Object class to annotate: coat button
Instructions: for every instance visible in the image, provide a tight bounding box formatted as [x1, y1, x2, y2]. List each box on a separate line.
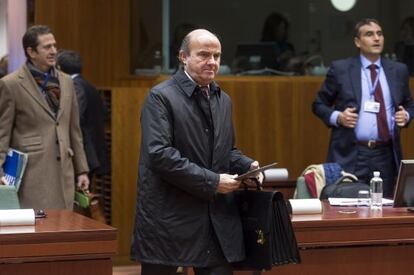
[205, 128, 209, 132]
[207, 250, 210, 254]
[57, 156, 61, 161]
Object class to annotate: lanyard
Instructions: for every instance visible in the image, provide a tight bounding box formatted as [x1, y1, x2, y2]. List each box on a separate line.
[363, 66, 381, 98]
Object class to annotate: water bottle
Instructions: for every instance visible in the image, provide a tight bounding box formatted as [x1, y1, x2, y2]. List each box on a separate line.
[370, 171, 383, 210]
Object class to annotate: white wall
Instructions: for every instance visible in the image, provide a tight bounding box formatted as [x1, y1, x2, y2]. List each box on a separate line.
[0, 0, 7, 58]
[7, 0, 26, 72]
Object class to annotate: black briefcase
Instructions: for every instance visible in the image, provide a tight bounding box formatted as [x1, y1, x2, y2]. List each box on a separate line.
[319, 175, 370, 200]
[233, 182, 301, 271]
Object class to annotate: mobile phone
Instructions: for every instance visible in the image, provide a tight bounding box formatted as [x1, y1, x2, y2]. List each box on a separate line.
[35, 209, 47, 218]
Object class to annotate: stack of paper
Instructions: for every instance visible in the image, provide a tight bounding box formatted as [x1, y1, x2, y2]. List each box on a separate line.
[288, 199, 323, 214]
[263, 168, 289, 182]
[328, 197, 394, 206]
[0, 209, 35, 226]
[3, 148, 28, 191]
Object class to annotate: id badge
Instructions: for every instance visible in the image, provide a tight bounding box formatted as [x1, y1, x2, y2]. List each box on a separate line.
[364, 101, 380, 113]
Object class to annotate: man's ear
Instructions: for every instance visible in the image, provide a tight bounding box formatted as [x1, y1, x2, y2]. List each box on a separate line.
[26, 47, 36, 59]
[179, 50, 187, 65]
[354, 37, 360, 49]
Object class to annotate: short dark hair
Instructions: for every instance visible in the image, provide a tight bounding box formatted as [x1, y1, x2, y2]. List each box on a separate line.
[22, 25, 52, 58]
[354, 18, 381, 38]
[56, 50, 82, 75]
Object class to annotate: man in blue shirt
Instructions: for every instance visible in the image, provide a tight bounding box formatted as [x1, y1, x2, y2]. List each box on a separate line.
[313, 18, 414, 197]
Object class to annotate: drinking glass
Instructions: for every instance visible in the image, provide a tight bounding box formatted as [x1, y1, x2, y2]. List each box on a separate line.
[357, 190, 370, 207]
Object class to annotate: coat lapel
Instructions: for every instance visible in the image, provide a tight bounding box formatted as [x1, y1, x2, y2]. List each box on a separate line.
[19, 65, 56, 119]
[56, 71, 67, 121]
[349, 57, 362, 107]
[381, 58, 398, 107]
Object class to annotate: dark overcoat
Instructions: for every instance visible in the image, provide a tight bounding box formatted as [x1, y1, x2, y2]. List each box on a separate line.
[131, 69, 253, 266]
[73, 75, 109, 175]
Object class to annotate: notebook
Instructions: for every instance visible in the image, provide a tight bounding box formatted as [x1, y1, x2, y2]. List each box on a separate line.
[3, 148, 28, 191]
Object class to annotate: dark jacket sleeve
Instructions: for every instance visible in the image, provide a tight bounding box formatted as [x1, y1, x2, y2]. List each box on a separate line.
[229, 148, 253, 175]
[73, 78, 101, 172]
[312, 64, 341, 128]
[140, 90, 219, 200]
[229, 120, 253, 175]
[397, 63, 414, 127]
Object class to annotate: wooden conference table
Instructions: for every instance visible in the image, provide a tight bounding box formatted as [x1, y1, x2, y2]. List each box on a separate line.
[233, 202, 414, 275]
[0, 210, 117, 275]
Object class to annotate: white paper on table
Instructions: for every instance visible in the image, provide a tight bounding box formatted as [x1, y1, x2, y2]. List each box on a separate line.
[328, 198, 394, 206]
[288, 199, 322, 214]
[263, 168, 288, 182]
[0, 209, 35, 226]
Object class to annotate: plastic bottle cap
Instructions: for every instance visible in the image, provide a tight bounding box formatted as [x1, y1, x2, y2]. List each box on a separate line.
[373, 171, 380, 177]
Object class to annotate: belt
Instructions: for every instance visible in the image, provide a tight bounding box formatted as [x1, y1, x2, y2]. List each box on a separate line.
[357, 140, 392, 149]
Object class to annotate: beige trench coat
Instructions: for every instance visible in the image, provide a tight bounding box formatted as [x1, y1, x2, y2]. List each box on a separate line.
[0, 64, 88, 209]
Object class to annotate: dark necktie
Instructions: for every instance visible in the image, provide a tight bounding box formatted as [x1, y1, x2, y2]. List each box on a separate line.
[200, 86, 210, 99]
[368, 64, 390, 141]
[196, 85, 213, 129]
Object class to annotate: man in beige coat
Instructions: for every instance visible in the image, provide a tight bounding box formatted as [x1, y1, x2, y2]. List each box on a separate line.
[0, 25, 89, 209]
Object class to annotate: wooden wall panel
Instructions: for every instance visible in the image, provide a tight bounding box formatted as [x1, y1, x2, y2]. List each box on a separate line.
[111, 87, 147, 264]
[400, 77, 414, 157]
[220, 76, 328, 176]
[34, 0, 130, 87]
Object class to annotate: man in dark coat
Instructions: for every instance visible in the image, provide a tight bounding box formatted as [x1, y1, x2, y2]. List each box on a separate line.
[131, 29, 261, 275]
[56, 50, 109, 178]
[312, 18, 414, 197]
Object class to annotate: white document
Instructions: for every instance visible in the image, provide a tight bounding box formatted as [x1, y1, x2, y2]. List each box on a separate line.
[263, 168, 289, 182]
[328, 198, 394, 206]
[0, 209, 35, 226]
[289, 199, 322, 214]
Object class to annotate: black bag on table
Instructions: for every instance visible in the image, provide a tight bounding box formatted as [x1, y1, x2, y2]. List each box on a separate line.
[233, 181, 301, 271]
[319, 175, 370, 200]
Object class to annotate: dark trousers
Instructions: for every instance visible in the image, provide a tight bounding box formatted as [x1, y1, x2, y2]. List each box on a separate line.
[140, 263, 233, 275]
[354, 144, 397, 198]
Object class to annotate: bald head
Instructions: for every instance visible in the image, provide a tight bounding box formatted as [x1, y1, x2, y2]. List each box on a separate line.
[178, 29, 222, 86]
[180, 29, 221, 55]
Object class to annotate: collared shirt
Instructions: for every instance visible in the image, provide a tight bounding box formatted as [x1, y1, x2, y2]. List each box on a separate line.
[354, 55, 393, 141]
[184, 69, 210, 91]
[329, 55, 394, 141]
[70, 73, 80, 79]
